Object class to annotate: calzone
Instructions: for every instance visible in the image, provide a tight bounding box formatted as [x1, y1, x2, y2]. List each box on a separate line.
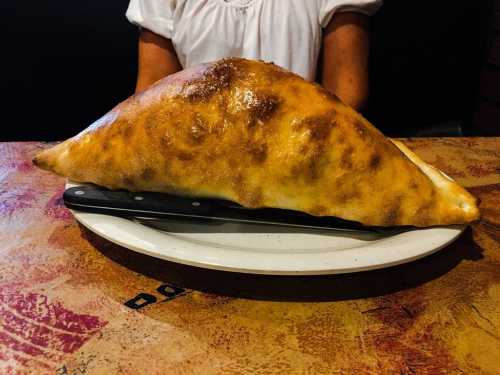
[33, 58, 479, 227]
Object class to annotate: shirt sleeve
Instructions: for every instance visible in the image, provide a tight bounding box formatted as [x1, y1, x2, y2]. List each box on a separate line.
[126, 0, 174, 39]
[319, 0, 382, 28]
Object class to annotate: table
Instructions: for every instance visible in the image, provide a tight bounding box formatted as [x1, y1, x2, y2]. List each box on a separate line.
[0, 138, 499, 374]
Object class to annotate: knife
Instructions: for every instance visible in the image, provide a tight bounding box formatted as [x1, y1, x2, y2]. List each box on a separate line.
[63, 185, 404, 234]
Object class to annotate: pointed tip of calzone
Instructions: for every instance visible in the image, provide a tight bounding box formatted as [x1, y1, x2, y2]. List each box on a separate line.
[390, 140, 480, 225]
[33, 147, 56, 172]
[33, 141, 76, 180]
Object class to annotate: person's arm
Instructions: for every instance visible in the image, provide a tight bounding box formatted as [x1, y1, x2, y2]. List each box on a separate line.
[321, 12, 370, 112]
[135, 28, 182, 93]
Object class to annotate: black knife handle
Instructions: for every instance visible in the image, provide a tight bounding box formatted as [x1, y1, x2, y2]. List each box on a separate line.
[63, 185, 212, 217]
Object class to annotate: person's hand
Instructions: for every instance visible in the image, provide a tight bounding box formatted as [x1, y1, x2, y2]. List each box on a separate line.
[321, 12, 370, 112]
[135, 28, 182, 93]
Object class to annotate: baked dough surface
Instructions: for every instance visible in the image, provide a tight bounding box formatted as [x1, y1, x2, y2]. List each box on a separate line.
[34, 58, 479, 226]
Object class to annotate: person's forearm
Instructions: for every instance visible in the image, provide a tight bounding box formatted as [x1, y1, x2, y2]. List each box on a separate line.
[135, 29, 182, 93]
[323, 76, 368, 112]
[321, 12, 370, 112]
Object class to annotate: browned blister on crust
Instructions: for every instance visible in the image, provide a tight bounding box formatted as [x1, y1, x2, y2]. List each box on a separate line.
[33, 58, 480, 226]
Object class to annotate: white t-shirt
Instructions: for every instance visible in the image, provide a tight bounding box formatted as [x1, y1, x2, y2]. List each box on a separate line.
[126, 0, 382, 80]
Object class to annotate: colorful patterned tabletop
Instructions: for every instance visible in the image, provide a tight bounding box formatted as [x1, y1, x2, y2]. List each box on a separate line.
[0, 138, 499, 374]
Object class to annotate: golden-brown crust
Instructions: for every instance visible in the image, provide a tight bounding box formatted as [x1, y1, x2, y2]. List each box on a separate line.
[33, 58, 480, 226]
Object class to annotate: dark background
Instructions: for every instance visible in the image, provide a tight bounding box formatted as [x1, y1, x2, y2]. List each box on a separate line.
[0, 1, 497, 141]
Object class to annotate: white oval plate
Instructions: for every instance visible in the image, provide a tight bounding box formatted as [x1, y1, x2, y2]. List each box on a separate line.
[67, 183, 465, 275]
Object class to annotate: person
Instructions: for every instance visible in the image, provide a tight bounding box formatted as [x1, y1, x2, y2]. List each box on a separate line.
[126, 0, 382, 111]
